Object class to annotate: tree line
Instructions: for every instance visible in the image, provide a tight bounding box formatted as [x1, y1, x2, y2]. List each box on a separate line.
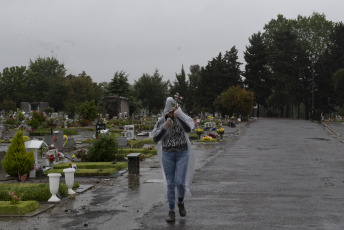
[1, 12, 344, 119]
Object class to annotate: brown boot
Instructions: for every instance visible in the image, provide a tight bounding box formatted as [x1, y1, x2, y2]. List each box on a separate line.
[178, 203, 186, 217]
[165, 211, 175, 222]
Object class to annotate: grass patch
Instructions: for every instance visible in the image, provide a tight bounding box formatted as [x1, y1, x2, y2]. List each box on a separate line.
[44, 162, 128, 177]
[61, 128, 79, 135]
[109, 129, 124, 133]
[81, 138, 93, 143]
[44, 168, 121, 177]
[0, 201, 40, 215]
[189, 133, 199, 140]
[199, 138, 219, 143]
[127, 138, 155, 148]
[0, 183, 70, 201]
[119, 148, 157, 155]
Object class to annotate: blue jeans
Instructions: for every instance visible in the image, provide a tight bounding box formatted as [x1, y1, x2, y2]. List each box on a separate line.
[162, 150, 189, 210]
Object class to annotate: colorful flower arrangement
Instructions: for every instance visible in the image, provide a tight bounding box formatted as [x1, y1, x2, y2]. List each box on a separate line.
[203, 136, 212, 140]
[57, 152, 64, 160]
[172, 92, 183, 107]
[47, 154, 55, 163]
[216, 128, 225, 134]
[195, 128, 203, 140]
[9, 191, 21, 205]
[195, 128, 203, 135]
[216, 128, 225, 139]
[208, 133, 218, 139]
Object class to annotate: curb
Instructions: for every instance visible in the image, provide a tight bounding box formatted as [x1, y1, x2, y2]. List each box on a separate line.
[321, 122, 344, 143]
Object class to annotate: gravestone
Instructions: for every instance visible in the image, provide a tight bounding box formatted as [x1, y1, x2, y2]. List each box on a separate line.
[43, 131, 64, 151]
[124, 125, 135, 140]
[116, 137, 127, 147]
[64, 138, 75, 152]
[204, 122, 216, 128]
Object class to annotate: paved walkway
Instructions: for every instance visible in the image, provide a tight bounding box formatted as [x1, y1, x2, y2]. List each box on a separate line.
[140, 119, 344, 229]
[1, 119, 344, 229]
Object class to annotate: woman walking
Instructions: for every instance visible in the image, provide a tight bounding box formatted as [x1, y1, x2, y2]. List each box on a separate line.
[152, 97, 195, 222]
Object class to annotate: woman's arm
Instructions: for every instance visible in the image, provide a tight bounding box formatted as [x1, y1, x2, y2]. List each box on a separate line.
[152, 118, 167, 142]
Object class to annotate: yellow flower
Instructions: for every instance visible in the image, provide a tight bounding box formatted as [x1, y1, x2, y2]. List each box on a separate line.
[195, 128, 203, 133]
[203, 136, 212, 140]
[216, 128, 225, 133]
[63, 135, 68, 141]
[208, 116, 213, 120]
[72, 154, 76, 159]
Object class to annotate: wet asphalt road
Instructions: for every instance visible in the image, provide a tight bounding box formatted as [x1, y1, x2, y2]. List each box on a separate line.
[1, 119, 344, 230]
[140, 119, 344, 230]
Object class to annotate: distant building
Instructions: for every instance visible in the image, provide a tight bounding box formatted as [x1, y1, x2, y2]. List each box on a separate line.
[20, 102, 49, 113]
[103, 96, 129, 119]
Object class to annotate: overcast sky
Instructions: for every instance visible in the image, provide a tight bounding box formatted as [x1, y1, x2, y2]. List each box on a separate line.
[1, 0, 343, 84]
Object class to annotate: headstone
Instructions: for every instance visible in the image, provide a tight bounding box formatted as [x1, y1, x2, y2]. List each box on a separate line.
[64, 138, 75, 152]
[204, 122, 216, 128]
[116, 137, 127, 147]
[124, 125, 135, 140]
[43, 131, 64, 151]
[127, 153, 141, 188]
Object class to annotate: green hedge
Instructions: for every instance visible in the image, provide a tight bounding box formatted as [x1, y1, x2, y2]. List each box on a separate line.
[53, 162, 127, 170]
[189, 133, 199, 140]
[45, 162, 128, 176]
[119, 148, 157, 155]
[61, 128, 79, 135]
[127, 139, 155, 148]
[44, 168, 121, 177]
[0, 200, 40, 215]
[0, 183, 69, 201]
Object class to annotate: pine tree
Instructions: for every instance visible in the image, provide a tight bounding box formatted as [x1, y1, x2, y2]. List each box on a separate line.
[1, 131, 34, 177]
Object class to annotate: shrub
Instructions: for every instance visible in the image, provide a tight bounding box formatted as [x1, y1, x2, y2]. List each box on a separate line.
[88, 134, 119, 162]
[28, 118, 40, 130]
[0, 201, 40, 215]
[189, 133, 199, 140]
[74, 148, 89, 161]
[62, 128, 79, 135]
[1, 131, 34, 177]
[5, 118, 18, 125]
[127, 138, 154, 148]
[0, 183, 69, 201]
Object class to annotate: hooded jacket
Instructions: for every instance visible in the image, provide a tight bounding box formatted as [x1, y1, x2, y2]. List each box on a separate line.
[152, 97, 195, 196]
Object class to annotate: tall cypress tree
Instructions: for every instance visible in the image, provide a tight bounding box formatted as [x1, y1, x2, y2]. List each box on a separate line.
[244, 32, 271, 118]
[1, 131, 34, 178]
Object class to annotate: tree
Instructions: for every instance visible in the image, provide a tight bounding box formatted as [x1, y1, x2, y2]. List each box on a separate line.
[1, 131, 34, 178]
[64, 72, 102, 116]
[106, 70, 130, 97]
[244, 32, 271, 118]
[26, 57, 66, 103]
[169, 65, 189, 111]
[317, 22, 344, 113]
[223, 46, 243, 88]
[194, 48, 242, 113]
[214, 86, 254, 120]
[187, 65, 201, 113]
[134, 69, 169, 114]
[77, 100, 100, 121]
[332, 69, 344, 107]
[1, 99, 16, 113]
[0, 66, 29, 105]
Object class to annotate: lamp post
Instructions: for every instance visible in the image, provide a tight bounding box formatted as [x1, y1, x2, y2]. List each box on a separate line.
[311, 55, 315, 119]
